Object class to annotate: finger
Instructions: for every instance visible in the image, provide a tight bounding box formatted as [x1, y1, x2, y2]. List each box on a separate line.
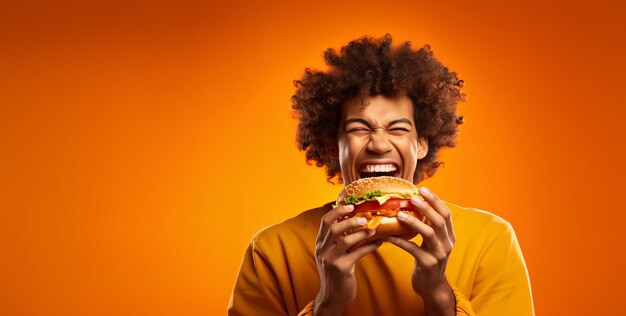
[329, 216, 369, 241]
[419, 187, 455, 243]
[387, 236, 444, 270]
[320, 216, 369, 254]
[317, 204, 354, 244]
[334, 228, 376, 253]
[396, 209, 444, 255]
[343, 240, 383, 264]
[410, 196, 451, 253]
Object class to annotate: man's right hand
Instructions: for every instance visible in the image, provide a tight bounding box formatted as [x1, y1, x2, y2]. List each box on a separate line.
[314, 204, 383, 316]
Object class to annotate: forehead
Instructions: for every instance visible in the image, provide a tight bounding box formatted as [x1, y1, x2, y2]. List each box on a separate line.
[341, 95, 414, 122]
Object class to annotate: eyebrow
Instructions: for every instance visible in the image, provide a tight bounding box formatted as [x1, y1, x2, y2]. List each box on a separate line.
[344, 118, 413, 128]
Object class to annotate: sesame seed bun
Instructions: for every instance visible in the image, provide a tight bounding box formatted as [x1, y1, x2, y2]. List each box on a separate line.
[336, 176, 418, 204]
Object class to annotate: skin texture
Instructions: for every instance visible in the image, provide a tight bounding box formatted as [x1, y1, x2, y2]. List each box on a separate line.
[314, 95, 456, 316]
[338, 95, 428, 185]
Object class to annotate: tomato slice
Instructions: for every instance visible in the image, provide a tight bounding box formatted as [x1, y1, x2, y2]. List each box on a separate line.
[353, 199, 417, 213]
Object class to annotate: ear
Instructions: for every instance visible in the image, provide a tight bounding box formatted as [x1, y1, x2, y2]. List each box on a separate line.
[417, 136, 429, 160]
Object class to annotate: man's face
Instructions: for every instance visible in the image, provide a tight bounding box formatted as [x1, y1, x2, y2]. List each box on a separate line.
[337, 95, 428, 185]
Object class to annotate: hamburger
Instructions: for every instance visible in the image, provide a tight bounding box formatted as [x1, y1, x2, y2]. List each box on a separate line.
[336, 176, 426, 241]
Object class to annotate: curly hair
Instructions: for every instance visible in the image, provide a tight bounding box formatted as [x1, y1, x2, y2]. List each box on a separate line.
[291, 33, 465, 185]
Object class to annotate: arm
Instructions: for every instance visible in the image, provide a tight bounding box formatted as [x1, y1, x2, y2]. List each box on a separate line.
[470, 223, 535, 316]
[229, 203, 381, 316]
[387, 188, 475, 316]
[313, 204, 384, 315]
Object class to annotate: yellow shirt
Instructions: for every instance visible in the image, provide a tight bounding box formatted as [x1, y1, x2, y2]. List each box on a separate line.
[228, 201, 534, 315]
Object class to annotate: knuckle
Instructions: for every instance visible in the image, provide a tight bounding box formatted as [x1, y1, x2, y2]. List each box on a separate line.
[440, 209, 451, 220]
[423, 228, 435, 239]
[446, 240, 454, 251]
[333, 259, 351, 273]
[404, 215, 418, 225]
[424, 256, 438, 268]
[433, 217, 445, 227]
[321, 215, 332, 227]
[321, 254, 336, 267]
[346, 232, 360, 243]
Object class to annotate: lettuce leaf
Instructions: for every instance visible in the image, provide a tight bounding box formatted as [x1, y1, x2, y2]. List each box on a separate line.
[343, 190, 416, 205]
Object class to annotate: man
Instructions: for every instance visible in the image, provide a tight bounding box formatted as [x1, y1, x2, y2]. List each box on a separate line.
[228, 34, 534, 316]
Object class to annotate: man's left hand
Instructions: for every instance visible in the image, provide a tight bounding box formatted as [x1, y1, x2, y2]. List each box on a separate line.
[386, 186, 456, 316]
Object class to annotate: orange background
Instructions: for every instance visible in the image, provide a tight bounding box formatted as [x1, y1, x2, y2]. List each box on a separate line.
[1, 1, 625, 315]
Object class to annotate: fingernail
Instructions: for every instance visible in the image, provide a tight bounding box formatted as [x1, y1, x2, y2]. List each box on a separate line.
[344, 204, 354, 211]
[357, 217, 367, 225]
[411, 196, 422, 205]
[419, 187, 431, 196]
[368, 229, 376, 235]
[387, 236, 397, 242]
[397, 211, 408, 219]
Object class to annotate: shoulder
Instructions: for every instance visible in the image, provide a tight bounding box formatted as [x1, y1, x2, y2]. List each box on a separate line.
[442, 201, 522, 270]
[443, 200, 514, 238]
[250, 202, 332, 252]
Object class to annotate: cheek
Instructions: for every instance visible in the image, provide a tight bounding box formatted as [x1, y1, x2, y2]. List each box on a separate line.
[394, 137, 419, 168]
[338, 135, 366, 168]
[337, 138, 350, 171]
[337, 136, 352, 172]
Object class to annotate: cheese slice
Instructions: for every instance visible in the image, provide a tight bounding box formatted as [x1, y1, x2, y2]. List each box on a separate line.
[354, 193, 411, 205]
[373, 195, 392, 205]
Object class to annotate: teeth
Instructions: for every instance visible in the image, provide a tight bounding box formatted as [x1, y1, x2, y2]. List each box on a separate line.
[360, 164, 397, 173]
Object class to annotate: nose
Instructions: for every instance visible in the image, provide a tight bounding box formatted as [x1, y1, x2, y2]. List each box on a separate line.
[366, 130, 393, 154]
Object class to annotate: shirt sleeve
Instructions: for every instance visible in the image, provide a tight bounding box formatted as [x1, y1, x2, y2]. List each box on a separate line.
[469, 222, 535, 316]
[450, 283, 476, 315]
[228, 239, 313, 316]
[296, 300, 315, 316]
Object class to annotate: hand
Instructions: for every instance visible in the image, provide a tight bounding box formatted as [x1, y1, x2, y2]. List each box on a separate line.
[386, 187, 456, 316]
[314, 204, 383, 315]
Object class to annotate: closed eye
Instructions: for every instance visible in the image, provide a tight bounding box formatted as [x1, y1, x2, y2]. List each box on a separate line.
[388, 127, 411, 135]
[348, 128, 371, 134]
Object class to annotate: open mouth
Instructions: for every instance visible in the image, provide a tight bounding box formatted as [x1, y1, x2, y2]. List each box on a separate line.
[360, 171, 398, 178]
[358, 163, 400, 179]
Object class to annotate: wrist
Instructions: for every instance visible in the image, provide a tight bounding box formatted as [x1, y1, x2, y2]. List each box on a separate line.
[314, 294, 346, 316]
[421, 283, 456, 316]
[314, 300, 345, 316]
